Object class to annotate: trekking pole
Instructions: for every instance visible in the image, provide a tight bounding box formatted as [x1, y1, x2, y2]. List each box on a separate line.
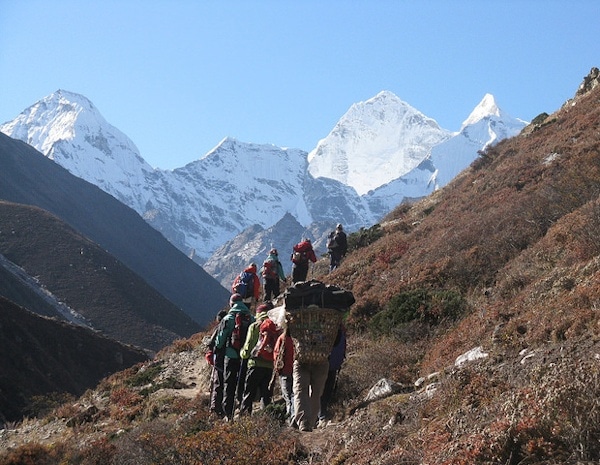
[233, 357, 247, 422]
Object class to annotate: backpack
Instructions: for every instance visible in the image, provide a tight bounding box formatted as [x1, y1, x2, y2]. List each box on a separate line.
[229, 312, 253, 351]
[327, 232, 339, 249]
[250, 318, 281, 361]
[233, 271, 254, 298]
[262, 258, 278, 279]
[292, 241, 312, 264]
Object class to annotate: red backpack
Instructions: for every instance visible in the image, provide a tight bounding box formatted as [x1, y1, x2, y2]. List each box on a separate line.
[229, 312, 252, 351]
[250, 318, 281, 361]
[292, 240, 312, 264]
[262, 258, 278, 279]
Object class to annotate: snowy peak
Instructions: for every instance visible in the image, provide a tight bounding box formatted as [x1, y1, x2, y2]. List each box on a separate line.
[1, 90, 155, 212]
[1, 90, 102, 155]
[1, 89, 144, 164]
[460, 93, 501, 129]
[457, 93, 528, 149]
[307, 90, 451, 195]
[460, 93, 527, 131]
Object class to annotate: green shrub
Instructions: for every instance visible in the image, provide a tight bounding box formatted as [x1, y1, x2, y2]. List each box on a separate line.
[369, 288, 467, 337]
[348, 224, 383, 252]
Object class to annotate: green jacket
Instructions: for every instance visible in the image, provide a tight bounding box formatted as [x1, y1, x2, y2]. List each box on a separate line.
[215, 302, 254, 359]
[240, 311, 274, 369]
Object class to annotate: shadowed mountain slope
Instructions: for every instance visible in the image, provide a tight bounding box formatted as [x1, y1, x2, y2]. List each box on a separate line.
[0, 133, 229, 327]
[0, 201, 201, 351]
[0, 296, 148, 424]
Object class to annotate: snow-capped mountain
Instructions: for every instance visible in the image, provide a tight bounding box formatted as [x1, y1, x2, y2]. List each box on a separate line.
[307, 91, 452, 195]
[1, 90, 156, 212]
[428, 93, 528, 189]
[1, 89, 527, 286]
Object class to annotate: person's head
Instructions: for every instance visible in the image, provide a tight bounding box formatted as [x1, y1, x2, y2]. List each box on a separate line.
[269, 248, 278, 256]
[336, 223, 343, 231]
[255, 302, 273, 315]
[230, 293, 243, 306]
[247, 263, 257, 273]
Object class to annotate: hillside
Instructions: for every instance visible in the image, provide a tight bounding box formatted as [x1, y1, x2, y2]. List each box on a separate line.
[0, 201, 200, 351]
[0, 296, 148, 424]
[0, 133, 230, 327]
[1, 68, 599, 464]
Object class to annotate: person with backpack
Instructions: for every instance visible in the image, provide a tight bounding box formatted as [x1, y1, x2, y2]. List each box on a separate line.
[231, 263, 261, 310]
[290, 238, 317, 283]
[318, 323, 347, 426]
[260, 248, 286, 302]
[327, 223, 348, 272]
[273, 328, 295, 424]
[214, 293, 255, 421]
[204, 308, 228, 418]
[239, 302, 280, 415]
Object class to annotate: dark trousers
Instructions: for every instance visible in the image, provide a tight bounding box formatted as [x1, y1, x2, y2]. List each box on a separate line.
[222, 357, 241, 419]
[240, 365, 273, 414]
[236, 359, 248, 406]
[329, 251, 343, 272]
[210, 351, 225, 415]
[292, 262, 309, 283]
[264, 277, 280, 301]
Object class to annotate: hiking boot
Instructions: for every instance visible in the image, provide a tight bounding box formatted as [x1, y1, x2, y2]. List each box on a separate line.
[299, 423, 313, 432]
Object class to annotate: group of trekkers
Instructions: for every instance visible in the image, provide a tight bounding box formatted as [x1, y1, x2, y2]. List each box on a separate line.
[204, 224, 351, 431]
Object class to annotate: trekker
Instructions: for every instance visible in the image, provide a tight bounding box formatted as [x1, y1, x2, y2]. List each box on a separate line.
[231, 263, 261, 310]
[214, 293, 255, 420]
[292, 353, 330, 432]
[327, 223, 348, 272]
[290, 238, 317, 283]
[318, 324, 347, 426]
[260, 248, 286, 301]
[205, 309, 228, 418]
[273, 329, 295, 423]
[239, 302, 279, 415]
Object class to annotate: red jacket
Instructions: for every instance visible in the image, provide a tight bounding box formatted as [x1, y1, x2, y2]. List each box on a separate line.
[273, 333, 295, 376]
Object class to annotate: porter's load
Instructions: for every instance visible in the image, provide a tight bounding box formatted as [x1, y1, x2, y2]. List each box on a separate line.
[283, 280, 354, 364]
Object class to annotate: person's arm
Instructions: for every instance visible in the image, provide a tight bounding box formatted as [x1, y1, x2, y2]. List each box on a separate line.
[277, 261, 286, 280]
[240, 322, 259, 360]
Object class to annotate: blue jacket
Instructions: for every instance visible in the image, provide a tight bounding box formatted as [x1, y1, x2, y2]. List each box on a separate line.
[328, 325, 347, 371]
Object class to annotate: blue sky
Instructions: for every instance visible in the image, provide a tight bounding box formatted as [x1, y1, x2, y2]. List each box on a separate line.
[1, 1, 599, 169]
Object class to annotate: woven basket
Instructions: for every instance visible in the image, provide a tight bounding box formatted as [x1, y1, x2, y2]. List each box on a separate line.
[287, 305, 343, 364]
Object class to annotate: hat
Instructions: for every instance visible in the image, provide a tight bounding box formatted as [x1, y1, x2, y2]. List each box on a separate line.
[269, 248, 278, 255]
[255, 302, 273, 314]
[336, 223, 343, 231]
[230, 293, 243, 305]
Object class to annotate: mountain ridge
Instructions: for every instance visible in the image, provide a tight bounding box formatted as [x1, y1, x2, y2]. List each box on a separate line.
[0, 91, 524, 264]
[1, 89, 526, 287]
[0, 133, 229, 327]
